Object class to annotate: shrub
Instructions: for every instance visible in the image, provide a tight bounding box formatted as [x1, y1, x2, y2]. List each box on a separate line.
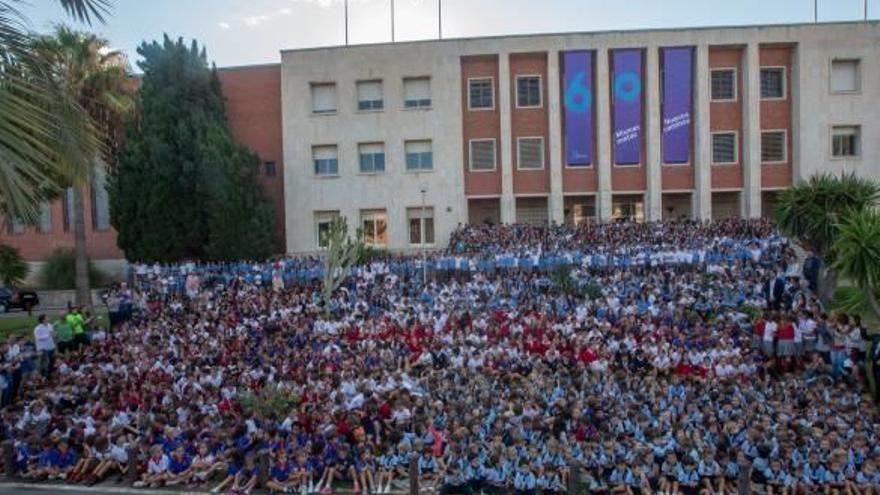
[38, 248, 107, 290]
[0, 244, 28, 287]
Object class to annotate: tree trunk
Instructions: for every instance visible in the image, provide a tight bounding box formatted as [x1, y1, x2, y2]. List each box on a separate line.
[73, 185, 91, 308]
[817, 263, 838, 305]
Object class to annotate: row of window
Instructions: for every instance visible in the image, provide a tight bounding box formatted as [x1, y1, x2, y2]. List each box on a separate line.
[311, 77, 432, 115]
[312, 140, 434, 176]
[315, 208, 435, 248]
[710, 59, 860, 102]
[5, 186, 111, 235]
[710, 125, 861, 164]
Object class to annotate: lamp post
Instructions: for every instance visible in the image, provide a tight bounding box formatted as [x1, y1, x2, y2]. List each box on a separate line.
[420, 185, 428, 286]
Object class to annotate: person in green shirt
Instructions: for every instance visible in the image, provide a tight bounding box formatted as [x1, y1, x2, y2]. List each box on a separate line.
[53, 317, 73, 356]
[66, 307, 86, 351]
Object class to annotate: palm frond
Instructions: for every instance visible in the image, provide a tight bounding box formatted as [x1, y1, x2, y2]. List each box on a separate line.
[56, 0, 111, 25]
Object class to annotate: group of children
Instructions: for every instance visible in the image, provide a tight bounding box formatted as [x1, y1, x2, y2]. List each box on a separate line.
[0, 219, 876, 495]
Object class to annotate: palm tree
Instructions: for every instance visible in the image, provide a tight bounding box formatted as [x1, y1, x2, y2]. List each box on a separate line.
[32, 26, 134, 307]
[0, 0, 110, 223]
[774, 173, 880, 301]
[832, 210, 880, 322]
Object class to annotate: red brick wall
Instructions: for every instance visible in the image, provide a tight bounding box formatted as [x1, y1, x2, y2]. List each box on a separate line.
[610, 49, 647, 191]
[709, 47, 744, 189]
[217, 64, 287, 250]
[509, 53, 551, 194]
[461, 55, 502, 196]
[759, 46, 793, 189]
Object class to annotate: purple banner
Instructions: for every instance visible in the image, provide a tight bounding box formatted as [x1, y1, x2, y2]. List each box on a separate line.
[613, 49, 643, 165]
[662, 47, 693, 164]
[562, 51, 593, 166]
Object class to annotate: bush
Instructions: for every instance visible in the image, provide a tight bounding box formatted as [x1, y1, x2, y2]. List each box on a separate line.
[0, 244, 28, 287]
[38, 248, 107, 290]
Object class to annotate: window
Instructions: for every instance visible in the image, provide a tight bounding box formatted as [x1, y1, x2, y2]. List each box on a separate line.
[63, 187, 74, 232]
[710, 69, 736, 101]
[311, 83, 337, 114]
[91, 167, 110, 231]
[408, 207, 435, 245]
[314, 211, 340, 248]
[313, 145, 339, 176]
[711, 132, 738, 164]
[405, 140, 433, 171]
[360, 209, 388, 247]
[612, 195, 645, 222]
[358, 143, 386, 173]
[517, 137, 544, 170]
[469, 139, 496, 171]
[761, 131, 786, 163]
[468, 78, 494, 110]
[832, 126, 860, 158]
[403, 77, 431, 108]
[264, 161, 277, 178]
[6, 215, 24, 235]
[831, 59, 860, 93]
[357, 80, 383, 111]
[38, 203, 52, 234]
[516, 75, 541, 108]
[760, 68, 785, 99]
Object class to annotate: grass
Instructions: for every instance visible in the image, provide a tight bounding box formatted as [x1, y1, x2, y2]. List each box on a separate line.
[0, 310, 110, 340]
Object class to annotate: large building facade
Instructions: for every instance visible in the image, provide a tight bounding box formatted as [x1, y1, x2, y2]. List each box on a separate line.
[0, 21, 877, 266]
[281, 21, 879, 252]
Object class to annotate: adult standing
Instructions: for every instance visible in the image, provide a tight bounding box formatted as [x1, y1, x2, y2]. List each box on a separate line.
[66, 306, 86, 353]
[33, 315, 55, 379]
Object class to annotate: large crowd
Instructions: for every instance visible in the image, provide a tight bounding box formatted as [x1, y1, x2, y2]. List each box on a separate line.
[2, 219, 879, 495]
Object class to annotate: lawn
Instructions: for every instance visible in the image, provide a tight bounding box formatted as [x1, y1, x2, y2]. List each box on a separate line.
[0, 311, 110, 340]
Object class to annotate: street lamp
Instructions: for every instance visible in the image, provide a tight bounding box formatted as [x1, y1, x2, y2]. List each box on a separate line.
[420, 185, 428, 286]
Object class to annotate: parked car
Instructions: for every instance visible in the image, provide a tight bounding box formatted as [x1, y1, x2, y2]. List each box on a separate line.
[0, 287, 39, 313]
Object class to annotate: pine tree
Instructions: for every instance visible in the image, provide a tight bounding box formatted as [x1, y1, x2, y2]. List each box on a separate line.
[109, 36, 277, 261]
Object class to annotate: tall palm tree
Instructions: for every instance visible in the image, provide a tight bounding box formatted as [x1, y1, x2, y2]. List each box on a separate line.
[0, 0, 110, 222]
[33, 26, 134, 306]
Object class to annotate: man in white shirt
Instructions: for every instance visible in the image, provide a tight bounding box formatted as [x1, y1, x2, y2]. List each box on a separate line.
[33, 314, 55, 378]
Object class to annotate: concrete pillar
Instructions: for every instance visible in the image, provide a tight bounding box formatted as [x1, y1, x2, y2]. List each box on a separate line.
[693, 43, 713, 220]
[498, 52, 516, 223]
[742, 42, 762, 218]
[547, 51, 565, 224]
[645, 46, 663, 222]
[596, 48, 613, 221]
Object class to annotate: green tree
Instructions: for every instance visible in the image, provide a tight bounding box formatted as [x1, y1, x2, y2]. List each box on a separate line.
[0, 0, 108, 223]
[832, 210, 880, 322]
[32, 27, 135, 307]
[775, 173, 880, 301]
[0, 244, 27, 287]
[322, 217, 361, 313]
[109, 36, 277, 261]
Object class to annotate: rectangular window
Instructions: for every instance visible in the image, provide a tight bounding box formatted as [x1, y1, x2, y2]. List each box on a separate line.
[517, 137, 544, 170]
[313, 145, 339, 176]
[832, 125, 860, 158]
[264, 161, 277, 178]
[710, 69, 736, 101]
[63, 187, 74, 232]
[516, 75, 541, 108]
[38, 203, 52, 234]
[6, 215, 24, 235]
[311, 83, 337, 114]
[760, 68, 785, 99]
[711, 132, 737, 164]
[469, 139, 496, 171]
[468, 78, 494, 110]
[405, 140, 433, 171]
[761, 131, 786, 163]
[830, 59, 860, 93]
[91, 167, 110, 231]
[403, 77, 431, 108]
[358, 143, 386, 173]
[357, 80, 383, 111]
[407, 207, 435, 246]
[314, 211, 340, 248]
[360, 209, 388, 247]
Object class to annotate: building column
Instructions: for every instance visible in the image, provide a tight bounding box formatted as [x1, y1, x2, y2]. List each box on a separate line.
[742, 42, 762, 218]
[498, 52, 516, 223]
[693, 43, 712, 220]
[547, 51, 565, 224]
[596, 48, 613, 221]
[645, 46, 662, 222]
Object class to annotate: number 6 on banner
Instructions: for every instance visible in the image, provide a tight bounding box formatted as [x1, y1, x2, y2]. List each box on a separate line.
[564, 71, 591, 113]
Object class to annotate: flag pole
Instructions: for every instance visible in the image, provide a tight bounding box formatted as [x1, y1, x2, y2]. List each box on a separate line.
[345, 0, 349, 45]
[391, 0, 395, 42]
[438, 0, 442, 39]
[814, 0, 818, 22]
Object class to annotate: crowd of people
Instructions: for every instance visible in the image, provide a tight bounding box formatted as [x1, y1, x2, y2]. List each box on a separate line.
[2, 219, 878, 495]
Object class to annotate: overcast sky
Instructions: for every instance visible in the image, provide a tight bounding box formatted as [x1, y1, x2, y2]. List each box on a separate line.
[19, 0, 876, 68]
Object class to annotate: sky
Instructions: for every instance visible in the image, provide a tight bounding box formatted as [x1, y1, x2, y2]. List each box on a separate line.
[19, 0, 877, 68]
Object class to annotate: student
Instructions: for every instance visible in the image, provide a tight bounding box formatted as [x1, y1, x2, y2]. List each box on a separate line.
[165, 445, 193, 486]
[91, 435, 129, 484]
[676, 457, 700, 495]
[513, 461, 538, 495]
[134, 445, 171, 488]
[266, 451, 295, 494]
[763, 458, 788, 495]
[190, 443, 226, 485]
[230, 453, 260, 495]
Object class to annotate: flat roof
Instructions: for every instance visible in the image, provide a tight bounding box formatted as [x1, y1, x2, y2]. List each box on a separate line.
[280, 19, 879, 54]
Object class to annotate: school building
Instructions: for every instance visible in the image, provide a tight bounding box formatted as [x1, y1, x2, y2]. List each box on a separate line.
[1, 20, 879, 268]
